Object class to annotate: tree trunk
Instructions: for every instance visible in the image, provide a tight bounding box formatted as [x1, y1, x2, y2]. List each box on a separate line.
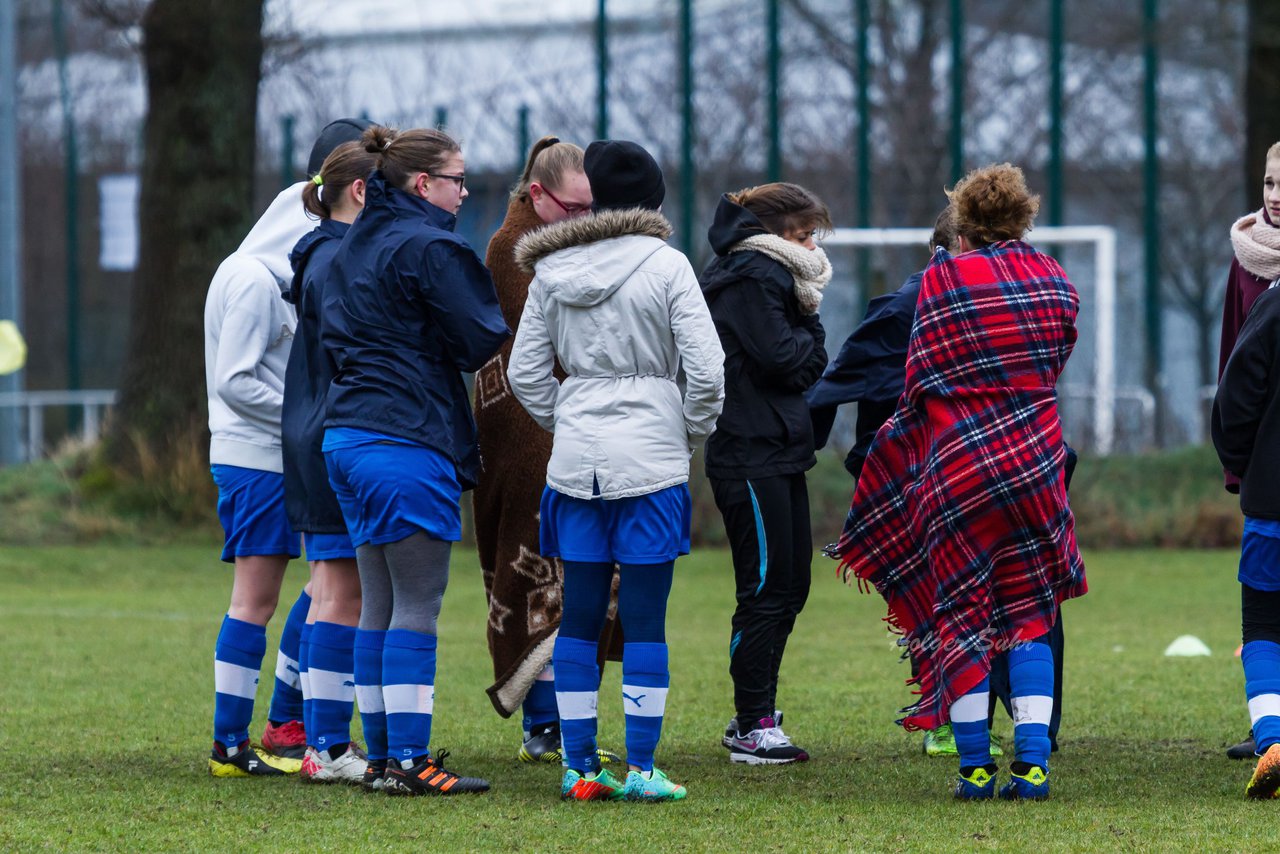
[107, 0, 264, 477]
[1246, 0, 1280, 201]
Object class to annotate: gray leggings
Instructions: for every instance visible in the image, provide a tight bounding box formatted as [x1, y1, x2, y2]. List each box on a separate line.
[356, 531, 451, 636]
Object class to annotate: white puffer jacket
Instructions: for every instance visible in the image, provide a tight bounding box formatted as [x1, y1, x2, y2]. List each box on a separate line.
[508, 209, 725, 500]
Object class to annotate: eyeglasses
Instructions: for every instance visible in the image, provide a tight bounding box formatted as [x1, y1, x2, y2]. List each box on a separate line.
[541, 185, 592, 216]
[428, 172, 466, 190]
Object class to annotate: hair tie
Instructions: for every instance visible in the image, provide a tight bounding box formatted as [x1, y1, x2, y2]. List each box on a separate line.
[311, 174, 323, 186]
[547, 136, 560, 146]
[381, 138, 392, 151]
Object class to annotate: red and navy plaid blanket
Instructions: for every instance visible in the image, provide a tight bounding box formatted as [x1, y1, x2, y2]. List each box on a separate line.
[835, 240, 1087, 731]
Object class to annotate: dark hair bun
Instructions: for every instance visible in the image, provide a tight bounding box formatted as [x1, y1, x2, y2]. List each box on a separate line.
[362, 125, 398, 155]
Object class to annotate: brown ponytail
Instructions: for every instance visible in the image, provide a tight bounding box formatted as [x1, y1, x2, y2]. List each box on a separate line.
[361, 124, 460, 192]
[728, 182, 833, 237]
[512, 136, 585, 202]
[301, 140, 378, 219]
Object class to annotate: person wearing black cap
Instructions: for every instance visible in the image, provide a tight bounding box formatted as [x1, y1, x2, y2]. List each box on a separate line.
[507, 139, 725, 802]
[307, 118, 374, 177]
[204, 118, 373, 778]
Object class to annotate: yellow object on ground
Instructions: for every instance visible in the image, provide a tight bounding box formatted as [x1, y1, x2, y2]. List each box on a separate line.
[0, 320, 26, 376]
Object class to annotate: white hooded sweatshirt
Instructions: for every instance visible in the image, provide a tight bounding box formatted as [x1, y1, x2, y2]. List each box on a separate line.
[204, 182, 313, 473]
[508, 208, 725, 500]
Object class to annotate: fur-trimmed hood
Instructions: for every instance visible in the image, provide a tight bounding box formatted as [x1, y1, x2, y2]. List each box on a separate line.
[513, 208, 674, 308]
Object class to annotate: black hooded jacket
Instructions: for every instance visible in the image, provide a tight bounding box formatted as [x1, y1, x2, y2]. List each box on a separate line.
[698, 195, 827, 480]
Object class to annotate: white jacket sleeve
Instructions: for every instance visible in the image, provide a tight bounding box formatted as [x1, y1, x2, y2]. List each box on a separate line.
[667, 254, 725, 445]
[507, 278, 559, 433]
[213, 273, 285, 427]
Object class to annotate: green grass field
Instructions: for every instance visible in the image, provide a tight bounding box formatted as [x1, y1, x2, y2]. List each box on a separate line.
[0, 545, 1270, 852]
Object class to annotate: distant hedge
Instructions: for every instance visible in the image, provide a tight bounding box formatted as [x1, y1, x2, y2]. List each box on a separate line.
[741, 444, 1242, 554]
[0, 444, 1245, 551]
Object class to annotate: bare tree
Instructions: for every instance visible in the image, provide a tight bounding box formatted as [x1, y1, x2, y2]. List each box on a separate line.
[1246, 0, 1280, 200]
[106, 0, 264, 484]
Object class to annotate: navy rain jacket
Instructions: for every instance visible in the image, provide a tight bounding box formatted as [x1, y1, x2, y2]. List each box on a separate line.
[319, 171, 511, 490]
[281, 218, 349, 533]
[807, 272, 921, 478]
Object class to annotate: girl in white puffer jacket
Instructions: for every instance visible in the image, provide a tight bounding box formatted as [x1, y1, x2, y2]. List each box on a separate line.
[508, 140, 724, 803]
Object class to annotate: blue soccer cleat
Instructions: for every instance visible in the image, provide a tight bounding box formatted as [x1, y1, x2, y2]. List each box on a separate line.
[954, 763, 997, 800]
[999, 762, 1050, 800]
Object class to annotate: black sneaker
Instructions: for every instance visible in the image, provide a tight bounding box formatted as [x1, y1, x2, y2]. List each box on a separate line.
[723, 716, 810, 765]
[1228, 730, 1257, 760]
[383, 750, 490, 796]
[208, 740, 301, 777]
[518, 722, 620, 765]
[361, 757, 388, 791]
[518, 723, 564, 763]
[722, 717, 737, 747]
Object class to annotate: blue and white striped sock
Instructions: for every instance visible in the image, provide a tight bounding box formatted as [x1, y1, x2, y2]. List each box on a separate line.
[1243, 640, 1280, 753]
[354, 629, 388, 762]
[298, 623, 313, 747]
[212, 615, 266, 748]
[308, 622, 356, 754]
[622, 642, 669, 773]
[383, 629, 436, 764]
[554, 636, 601, 773]
[950, 675, 991, 769]
[267, 589, 309, 724]
[1008, 641, 1054, 769]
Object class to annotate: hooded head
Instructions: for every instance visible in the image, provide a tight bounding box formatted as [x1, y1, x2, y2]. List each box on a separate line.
[584, 140, 665, 213]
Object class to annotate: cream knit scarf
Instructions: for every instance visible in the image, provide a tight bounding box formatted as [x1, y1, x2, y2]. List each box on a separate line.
[729, 234, 833, 314]
[1230, 209, 1280, 281]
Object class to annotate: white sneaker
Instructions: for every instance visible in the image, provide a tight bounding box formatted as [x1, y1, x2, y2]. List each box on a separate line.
[300, 744, 369, 784]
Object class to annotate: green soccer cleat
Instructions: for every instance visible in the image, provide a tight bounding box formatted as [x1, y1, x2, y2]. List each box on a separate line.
[923, 724, 1003, 758]
[923, 724, 957, 756]
[623, 767, 687, 802]
[561, 767, 625, 801]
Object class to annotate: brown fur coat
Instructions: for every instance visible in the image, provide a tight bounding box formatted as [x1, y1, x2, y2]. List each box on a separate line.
[473, 195, 622, 718]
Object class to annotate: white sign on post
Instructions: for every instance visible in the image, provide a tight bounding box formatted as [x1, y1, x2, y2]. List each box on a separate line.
[98, 174, 139, 272]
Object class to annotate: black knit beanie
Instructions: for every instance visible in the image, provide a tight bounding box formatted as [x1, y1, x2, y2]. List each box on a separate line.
[583, 140, 666, 212]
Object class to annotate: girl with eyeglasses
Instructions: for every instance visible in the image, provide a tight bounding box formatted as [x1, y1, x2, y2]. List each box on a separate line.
[473, 136, 624, 768]
[318, 124, 510, 796]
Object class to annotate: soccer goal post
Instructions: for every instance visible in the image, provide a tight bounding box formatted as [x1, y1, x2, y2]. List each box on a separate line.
[822, 226, 1119, 455]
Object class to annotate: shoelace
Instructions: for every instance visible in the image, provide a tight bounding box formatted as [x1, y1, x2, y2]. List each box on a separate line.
[750, 727, 793, 750]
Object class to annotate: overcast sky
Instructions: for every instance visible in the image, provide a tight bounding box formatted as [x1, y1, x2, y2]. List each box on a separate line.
[267, 0, 665, 35]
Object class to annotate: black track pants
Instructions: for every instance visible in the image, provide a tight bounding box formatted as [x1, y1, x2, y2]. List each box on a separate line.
[711, 473, 812, 724]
